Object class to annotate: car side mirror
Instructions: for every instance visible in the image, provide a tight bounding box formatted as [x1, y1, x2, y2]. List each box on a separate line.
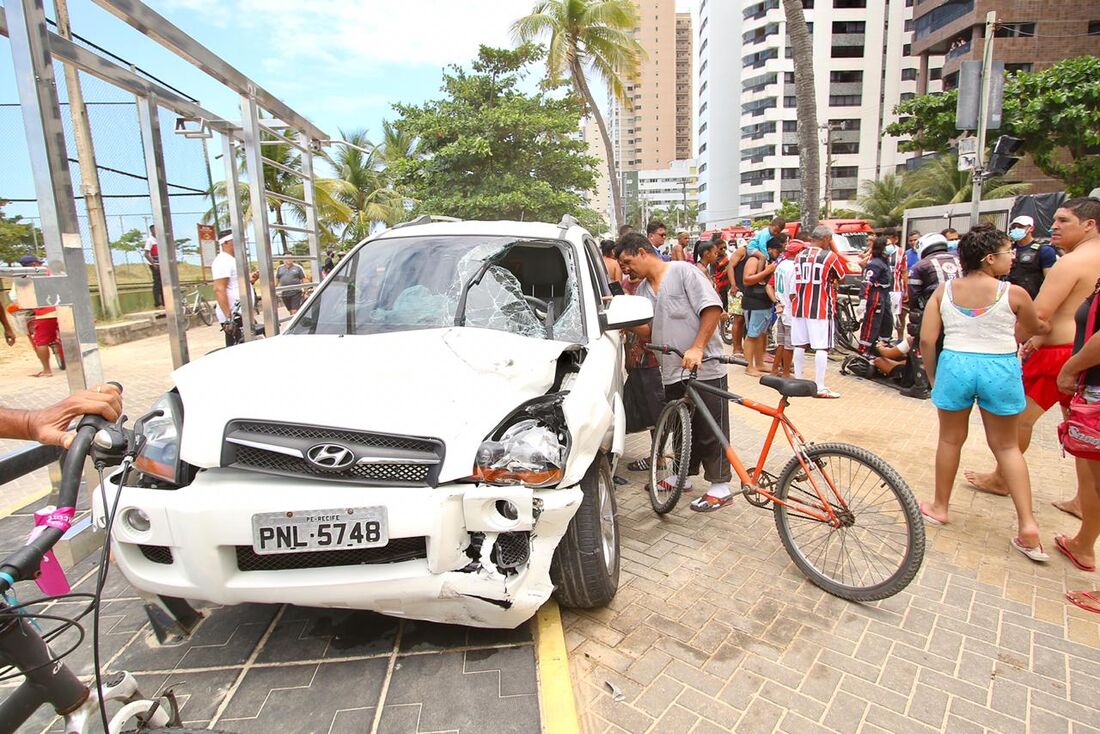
[600, 294, 653, 332]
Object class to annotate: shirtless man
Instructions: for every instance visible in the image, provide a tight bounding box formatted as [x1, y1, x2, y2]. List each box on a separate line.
[601, 239, 624, 284]
[965, 198, 1100, 522]
[671, 231, 690, 262]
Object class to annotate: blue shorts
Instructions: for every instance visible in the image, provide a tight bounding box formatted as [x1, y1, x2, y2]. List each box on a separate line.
[931, 350, 1025, 416]
[745, 308, 773, 338]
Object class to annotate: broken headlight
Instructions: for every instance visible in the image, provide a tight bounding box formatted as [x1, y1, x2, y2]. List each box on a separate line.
[134, 391, 186, 485]
[473, 394, 570, 488]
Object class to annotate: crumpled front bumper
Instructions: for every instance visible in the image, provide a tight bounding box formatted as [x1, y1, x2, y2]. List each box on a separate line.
[93, 468, 583, 628]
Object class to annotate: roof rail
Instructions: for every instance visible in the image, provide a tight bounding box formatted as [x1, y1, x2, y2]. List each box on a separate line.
[558, 214, 581, 229]
[390, 214, 462, 230]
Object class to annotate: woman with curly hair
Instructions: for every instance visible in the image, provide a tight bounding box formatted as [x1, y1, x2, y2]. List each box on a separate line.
[919, 224, 1050, 561]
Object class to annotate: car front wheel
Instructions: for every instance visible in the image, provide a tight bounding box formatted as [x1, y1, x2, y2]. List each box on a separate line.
[550, 454, 619, 608]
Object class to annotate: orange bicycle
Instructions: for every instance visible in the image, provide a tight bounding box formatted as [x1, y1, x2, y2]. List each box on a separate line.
[647, 345, 924, 601]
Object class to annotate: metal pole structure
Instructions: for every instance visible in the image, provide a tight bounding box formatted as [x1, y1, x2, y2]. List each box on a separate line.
[53, 0, 121, 321]
[219, 134, 255, 338]
[136, 94, 189, 367]
[297, 133, 323, 292]
[4, 0, 101, 389]
[969, 11, 997, 228]
[822, 124, 833, 220]
[240, 95, 278, 337]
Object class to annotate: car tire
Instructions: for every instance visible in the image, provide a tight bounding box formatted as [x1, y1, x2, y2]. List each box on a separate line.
[551, 454, 619, 609]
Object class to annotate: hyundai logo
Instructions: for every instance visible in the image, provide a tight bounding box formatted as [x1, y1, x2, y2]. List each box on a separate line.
[305, 443, 355, 471]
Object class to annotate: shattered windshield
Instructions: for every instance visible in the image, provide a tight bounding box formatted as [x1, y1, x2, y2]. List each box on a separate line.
[288, 234, 585, 342]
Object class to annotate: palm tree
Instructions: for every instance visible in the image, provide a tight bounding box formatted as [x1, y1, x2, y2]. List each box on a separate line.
[203, 136, 354, 253]
[378, 119, 418, 171]
[333, 129, 406, 243]
[783, 0, 820, 232]
[907, 153, 1030, 206]
[512, 0, 644, 229]
[856, 174, 932, 228]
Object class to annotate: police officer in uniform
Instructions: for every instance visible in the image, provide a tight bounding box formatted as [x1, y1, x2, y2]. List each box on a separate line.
[1006, 215, 1057, 299]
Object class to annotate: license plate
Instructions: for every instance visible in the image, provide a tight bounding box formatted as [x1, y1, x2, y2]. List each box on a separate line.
[251, 506, 388, 555]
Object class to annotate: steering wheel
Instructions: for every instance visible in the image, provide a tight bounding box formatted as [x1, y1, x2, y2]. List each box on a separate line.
[524, 295, 550, 315]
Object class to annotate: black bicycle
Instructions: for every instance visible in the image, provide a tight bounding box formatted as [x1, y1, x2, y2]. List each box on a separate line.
[0, 389, 228, 732]
[834, 283, 862, 353]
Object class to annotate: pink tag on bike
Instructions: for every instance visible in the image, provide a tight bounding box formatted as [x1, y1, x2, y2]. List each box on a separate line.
[29, 507, 73, 596]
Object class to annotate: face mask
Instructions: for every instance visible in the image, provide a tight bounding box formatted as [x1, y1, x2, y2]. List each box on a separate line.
[1008, 228, 1027, 242]
[947, 240, 959, 251]
[883, 245, 897, 257]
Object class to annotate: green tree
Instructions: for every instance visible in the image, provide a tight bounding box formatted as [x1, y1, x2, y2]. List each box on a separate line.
[783, 0, 820, 232]
[887, 56, 1100, 196]
[109, 228, 144, 254]
[855, 174, 931, 228]
[0, 200, 42, 264]
[775, 198, 801, 223]
[393, 44, 600, 225]
[512, 0, 643, 228]
[906, 154, 1029, 206]
[333, 129, 405, 244]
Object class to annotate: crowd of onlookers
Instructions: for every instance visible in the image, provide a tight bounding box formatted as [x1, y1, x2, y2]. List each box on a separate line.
[605, 197, 1100, 613]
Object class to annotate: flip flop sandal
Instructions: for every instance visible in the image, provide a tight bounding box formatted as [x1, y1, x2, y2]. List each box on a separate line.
[612, 475, 629, 486]
[1055, 535, 1096, 572]
[626, 458, 651, 472]
[689, 494, 733, 513]
[644, 478, 693, 494]
[1065, 590, 1100, 614]
[919, 503, 946, 527]
[1010, 537, 1049, 563]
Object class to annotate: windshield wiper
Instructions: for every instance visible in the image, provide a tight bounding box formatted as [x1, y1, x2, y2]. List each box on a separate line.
[454, 259, 494, 327]
[454, 245, 517, 327]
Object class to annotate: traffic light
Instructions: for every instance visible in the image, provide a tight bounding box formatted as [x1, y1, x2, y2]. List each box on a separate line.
[987, 135, 1024, 177]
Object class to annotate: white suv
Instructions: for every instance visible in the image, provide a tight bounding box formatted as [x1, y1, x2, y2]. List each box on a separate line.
[95, 218, 653, 628]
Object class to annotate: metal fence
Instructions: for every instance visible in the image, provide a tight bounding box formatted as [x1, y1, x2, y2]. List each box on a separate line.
[1, 37, 217, 272]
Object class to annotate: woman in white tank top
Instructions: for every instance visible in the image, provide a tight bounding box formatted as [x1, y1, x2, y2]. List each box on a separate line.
[918, 224, 1051, 561]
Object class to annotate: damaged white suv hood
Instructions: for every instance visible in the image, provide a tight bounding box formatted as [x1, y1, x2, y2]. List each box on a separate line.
[173, 327, 582, 482]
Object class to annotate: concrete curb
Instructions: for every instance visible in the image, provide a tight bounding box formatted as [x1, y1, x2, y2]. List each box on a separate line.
[534, 599, 580, 734]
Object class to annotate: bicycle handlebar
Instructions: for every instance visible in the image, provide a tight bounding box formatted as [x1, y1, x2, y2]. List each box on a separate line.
[0, 382, 124, 594]
[646, 344, 740, 365]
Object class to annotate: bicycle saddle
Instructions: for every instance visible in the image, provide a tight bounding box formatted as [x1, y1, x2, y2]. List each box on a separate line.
[759, 375, 819, 398]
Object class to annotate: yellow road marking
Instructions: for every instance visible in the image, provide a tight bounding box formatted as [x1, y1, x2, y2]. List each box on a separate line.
[535, 599, 580, 734]
[0, 487, 50, 520]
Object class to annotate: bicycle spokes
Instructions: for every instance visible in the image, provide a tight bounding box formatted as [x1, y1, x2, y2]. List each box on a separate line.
[774, 444, 922, 600]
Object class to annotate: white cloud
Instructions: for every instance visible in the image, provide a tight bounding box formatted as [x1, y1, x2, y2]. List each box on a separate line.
[163, 0, 533, 70]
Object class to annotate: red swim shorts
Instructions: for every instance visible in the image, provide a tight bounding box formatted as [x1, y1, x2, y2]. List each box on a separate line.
[29, 317, 58, 348]
[1021, 343, 1073, 411]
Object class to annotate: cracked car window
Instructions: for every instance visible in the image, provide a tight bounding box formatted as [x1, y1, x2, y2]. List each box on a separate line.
[289, 235, 584, 342]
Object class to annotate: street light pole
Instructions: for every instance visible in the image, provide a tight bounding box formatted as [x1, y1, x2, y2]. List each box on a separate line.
[969, 11, 998, 227]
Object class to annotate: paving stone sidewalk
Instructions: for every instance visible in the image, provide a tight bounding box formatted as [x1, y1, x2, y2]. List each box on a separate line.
[567, 363, 1100, 734]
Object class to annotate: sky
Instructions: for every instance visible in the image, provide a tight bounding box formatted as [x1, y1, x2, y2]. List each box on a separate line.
[0, 0, 691, 233]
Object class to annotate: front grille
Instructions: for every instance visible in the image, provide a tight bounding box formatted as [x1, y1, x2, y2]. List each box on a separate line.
[492, 532, 531, 569]
[234, 536, 428, 572]
[234, 446, 432, 485]
[222, 420, 445, 487]
[138, 544, 173, 564]
[232, 422, 436, 453]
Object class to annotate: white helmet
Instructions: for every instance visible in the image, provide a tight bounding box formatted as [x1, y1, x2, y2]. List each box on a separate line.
[916, 233, 948, 256]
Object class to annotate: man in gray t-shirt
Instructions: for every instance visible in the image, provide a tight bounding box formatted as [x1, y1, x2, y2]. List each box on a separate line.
[617, 233, 733, 512]
[276, 257, 307, 314]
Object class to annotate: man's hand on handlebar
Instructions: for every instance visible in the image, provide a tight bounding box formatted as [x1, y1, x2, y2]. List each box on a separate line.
[682, 346, 704, 371]
[24, 384, 122, 449]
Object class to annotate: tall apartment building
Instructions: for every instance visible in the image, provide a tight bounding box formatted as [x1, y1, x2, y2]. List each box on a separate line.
[911, 1, 1100, 192]
[675, 13, 693, 161]
[696, 0, 742, 227]
[610, 0, 693, 173]
[581, 117, 611, 226]
[697, 0, 944, 227]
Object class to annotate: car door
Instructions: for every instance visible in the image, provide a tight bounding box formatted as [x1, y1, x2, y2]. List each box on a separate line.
[580, 234, 626, 459]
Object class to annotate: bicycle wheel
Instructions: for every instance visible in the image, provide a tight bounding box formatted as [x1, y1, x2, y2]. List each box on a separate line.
[51, 340, 65, 371]
[720, 318, 733, 345]
[649, 400, 691, 514]
[197, 298, 215, 326]
[771, 442, 924, 601]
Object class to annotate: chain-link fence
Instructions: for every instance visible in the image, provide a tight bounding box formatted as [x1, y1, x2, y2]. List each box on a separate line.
[1, 29, 221, 315]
